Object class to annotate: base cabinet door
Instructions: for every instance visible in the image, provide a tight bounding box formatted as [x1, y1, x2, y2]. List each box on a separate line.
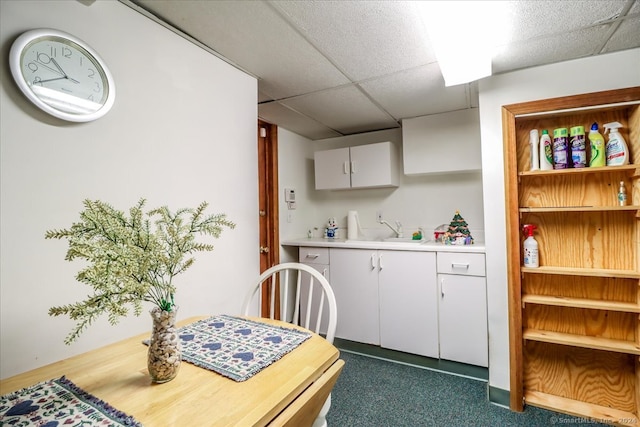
[438, 274, 488, 367]
[329, 248, 379, 344]
[379, 251, 439, 358]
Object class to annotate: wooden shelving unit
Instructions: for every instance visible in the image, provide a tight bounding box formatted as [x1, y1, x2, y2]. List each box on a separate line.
[503, 87, 640, 426]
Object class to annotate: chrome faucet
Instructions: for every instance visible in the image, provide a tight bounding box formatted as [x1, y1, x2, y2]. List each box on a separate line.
[379, 218, 403, 238]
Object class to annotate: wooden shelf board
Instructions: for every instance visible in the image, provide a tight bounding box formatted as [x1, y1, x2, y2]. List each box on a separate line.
[522, 294, 640, 312]
[523, 329, 640, 355]
[519, 164, 638, 177]
[519, 205, 639, 213]
[525, 390, 639, 426]
[521, 266, 640, 279]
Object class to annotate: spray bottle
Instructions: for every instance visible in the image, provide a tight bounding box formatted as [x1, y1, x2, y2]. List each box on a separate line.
[603, 122, 629, 166]
[588, 123, 605, 167]
[539, 130, 553, 170]
[522, 224, 539, 268]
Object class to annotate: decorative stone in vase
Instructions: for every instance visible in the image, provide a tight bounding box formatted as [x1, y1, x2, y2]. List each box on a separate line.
[148, 306, 181, 383]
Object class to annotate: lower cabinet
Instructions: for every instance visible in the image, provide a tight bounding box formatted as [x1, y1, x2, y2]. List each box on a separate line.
[300, 246, 488, 367]
[437, 252, 488, 367]
[328, 248, 380, 344]
[437, 274, 487, 366]
[298, 247, 331, 335]
[379, 251, 439, 358]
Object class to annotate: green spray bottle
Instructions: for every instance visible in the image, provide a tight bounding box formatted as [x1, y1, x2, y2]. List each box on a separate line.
[588, 122, 605, 167]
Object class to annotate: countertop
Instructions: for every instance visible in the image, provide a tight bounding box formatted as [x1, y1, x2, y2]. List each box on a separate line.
[281, 238, 485, 253]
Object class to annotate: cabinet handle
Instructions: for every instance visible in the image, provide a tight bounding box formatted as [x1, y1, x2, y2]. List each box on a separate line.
[351, 161, 356, 174]
[379, 253, 383, 270]
[371, 253, 376, 270]
[305, 254, 320, 259]
[322, 268, 328, 277]
[343, 161, 349, 175]
[440, 277, 445, 298]
[451, 262, 470, 270]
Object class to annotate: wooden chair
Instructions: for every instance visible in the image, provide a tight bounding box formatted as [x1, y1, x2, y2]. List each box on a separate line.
[269, 359, 345, 427]
[243, 262, 339, 427]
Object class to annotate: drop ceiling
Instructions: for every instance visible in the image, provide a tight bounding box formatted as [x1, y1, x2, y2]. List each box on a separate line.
[123, 0, 640, 140]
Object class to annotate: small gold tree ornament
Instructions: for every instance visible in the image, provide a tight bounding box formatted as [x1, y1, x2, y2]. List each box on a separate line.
[46, 198, 235, 345]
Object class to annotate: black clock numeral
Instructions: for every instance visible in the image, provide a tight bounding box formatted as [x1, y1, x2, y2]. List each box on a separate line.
[50, 46, 56, 58]
[93, 82, 100, 93]
[33, 76, 42, 86]
[88, 68, 95, 78]
[62, 47, 72, 58]
[27, 62, 38, 73]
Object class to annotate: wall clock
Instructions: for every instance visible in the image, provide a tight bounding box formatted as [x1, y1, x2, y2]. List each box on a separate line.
[9, 28, 115, 122]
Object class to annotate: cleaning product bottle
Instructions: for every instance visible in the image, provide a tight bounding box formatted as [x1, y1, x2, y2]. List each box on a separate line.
[604, 122, 630, 166]
[529, 129, 540, 171]
[539, 130, 553, 170]
[618, 181, 627, 206]
[570, 125, 586, 168]
[522, 224, 539, 268]
[588, 122, 605, 167]
[553, 128, 570, 169]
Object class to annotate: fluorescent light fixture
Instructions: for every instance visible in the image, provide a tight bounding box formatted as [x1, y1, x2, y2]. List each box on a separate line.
[415, 1, 508, 86]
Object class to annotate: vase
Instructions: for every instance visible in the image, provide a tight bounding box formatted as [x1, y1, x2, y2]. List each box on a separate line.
[147, 306, 181, 383]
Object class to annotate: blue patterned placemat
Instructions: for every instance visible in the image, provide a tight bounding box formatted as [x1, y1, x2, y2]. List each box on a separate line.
[0, 376, 142, 426]
[177, 315, 312, 382]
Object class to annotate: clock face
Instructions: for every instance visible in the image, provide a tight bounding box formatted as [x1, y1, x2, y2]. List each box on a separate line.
[10, 29, 115, 122]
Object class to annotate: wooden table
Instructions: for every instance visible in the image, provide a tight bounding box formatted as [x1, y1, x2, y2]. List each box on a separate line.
[0, 316, 342, 426]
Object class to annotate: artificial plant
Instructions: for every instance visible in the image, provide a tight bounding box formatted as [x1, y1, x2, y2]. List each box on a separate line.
[46, 198, 235, 344]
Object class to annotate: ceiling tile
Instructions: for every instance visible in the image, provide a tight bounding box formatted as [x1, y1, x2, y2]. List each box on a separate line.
[360, 63, 472, 120]
[499, 0, 628, 44]
[258, 102, 342, 140]
[602, 16, 640, 53]
[134, 0, 350, 99]
[492, 24, 614, 74]
[282, 86, 399, 135]
[271, 0, 436, 81]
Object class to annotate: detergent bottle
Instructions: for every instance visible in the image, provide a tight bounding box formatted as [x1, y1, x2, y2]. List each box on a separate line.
[588, 123, 605, 167]
[522, 224, 539, 268]
[539, 130, 553, 170]
[604, 122, 629, 166]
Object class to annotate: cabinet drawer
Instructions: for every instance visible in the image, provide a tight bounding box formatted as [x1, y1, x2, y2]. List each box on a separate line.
[437, 252, 485, 276]
[299, 247, 329, 265]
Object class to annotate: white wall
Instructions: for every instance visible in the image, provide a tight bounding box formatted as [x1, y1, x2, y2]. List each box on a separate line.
[479, 48, 640, 392]
[279, 127, 485, 244]
[0, 0, 258, 378]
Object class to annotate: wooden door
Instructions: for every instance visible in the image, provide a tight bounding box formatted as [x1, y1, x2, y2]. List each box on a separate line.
[258, 120, 279, 317]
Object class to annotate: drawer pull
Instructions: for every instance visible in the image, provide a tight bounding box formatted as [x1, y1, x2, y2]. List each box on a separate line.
[451, 262, 470, 270]
[305, 254, 320, 259]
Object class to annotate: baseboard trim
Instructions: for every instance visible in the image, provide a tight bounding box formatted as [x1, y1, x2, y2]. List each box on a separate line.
[488, 385, 510, 408]
[334, 338, 488, 381]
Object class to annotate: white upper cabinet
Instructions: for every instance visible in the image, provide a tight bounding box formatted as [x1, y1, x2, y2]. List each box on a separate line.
[314, 141, 399, 190]
[402, 108, 481, 175]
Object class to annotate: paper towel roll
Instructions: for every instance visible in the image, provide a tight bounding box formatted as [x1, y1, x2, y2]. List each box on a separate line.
[347, 210, 359, 240]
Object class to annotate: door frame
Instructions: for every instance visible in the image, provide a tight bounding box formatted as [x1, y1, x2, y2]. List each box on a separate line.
[258, 119, 280, 316]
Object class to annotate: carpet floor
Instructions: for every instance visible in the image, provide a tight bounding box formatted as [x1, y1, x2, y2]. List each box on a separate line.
[327, 351, 609, 427]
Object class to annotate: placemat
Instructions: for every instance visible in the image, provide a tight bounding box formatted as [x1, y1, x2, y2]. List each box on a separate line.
[0, 376, 142, 426]
[177, 314, 312, 382]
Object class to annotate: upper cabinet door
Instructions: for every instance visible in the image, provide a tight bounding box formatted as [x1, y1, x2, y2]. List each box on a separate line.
[350, 141, 399, 189]
[314, 147, 351, 190]
[402, 108, 481, 175]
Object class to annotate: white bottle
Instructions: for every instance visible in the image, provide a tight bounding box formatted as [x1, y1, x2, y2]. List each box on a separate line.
[603, 122, 630, 166]
[539, 130, 553, 170]
[529, 129, 540, 171]
[523, 224, 539, 268]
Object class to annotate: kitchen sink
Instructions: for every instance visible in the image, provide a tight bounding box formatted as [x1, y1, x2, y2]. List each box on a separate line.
[382, 237, 425, 243]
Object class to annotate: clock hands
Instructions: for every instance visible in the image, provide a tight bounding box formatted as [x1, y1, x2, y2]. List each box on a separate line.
[36, 76, 68, 84]
[49, 57, 80, 84]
